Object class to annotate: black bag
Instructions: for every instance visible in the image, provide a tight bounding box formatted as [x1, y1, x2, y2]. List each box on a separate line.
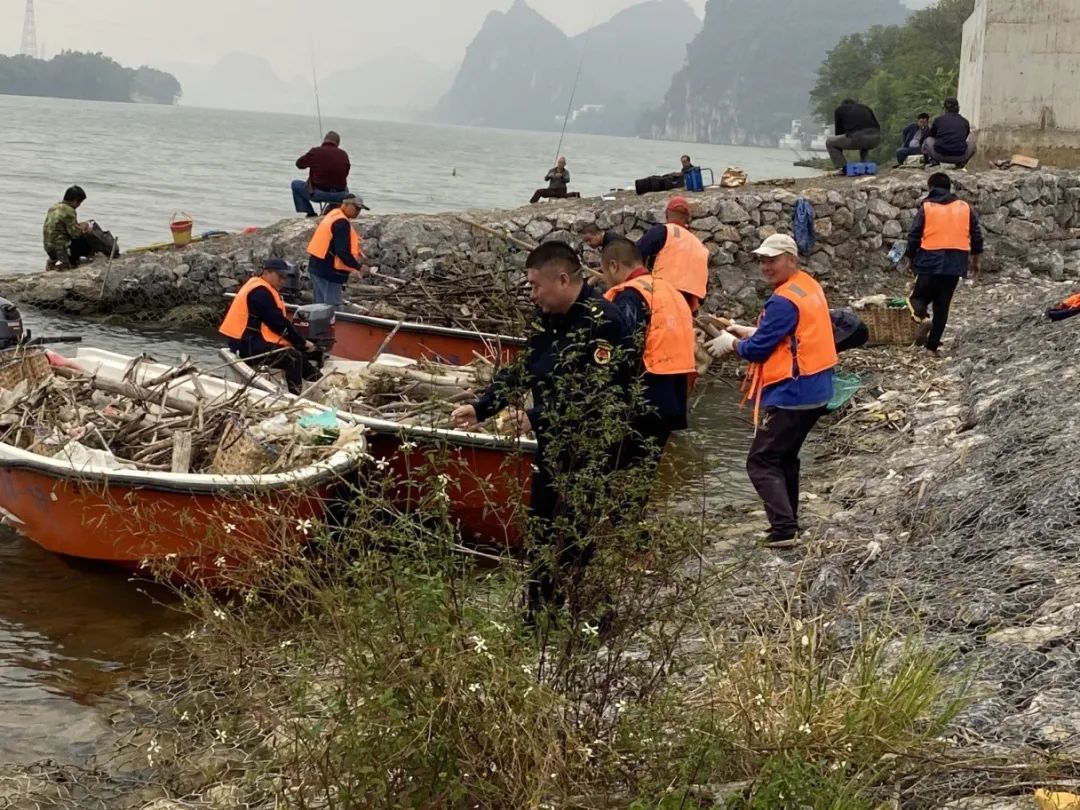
[85, 221, 120, 258]
[634, 172, 685, 195]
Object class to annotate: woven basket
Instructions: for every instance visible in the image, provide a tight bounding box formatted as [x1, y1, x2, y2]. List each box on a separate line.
[862, 305, 924, 346]
[211, 419, 280, 475]
[0, 348, 53, 390]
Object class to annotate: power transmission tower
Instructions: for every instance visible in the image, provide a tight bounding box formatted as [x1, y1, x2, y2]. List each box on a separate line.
[20, 0, 39, 58]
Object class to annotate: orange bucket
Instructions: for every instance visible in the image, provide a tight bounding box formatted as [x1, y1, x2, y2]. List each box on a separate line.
[170, 212, 194, 247]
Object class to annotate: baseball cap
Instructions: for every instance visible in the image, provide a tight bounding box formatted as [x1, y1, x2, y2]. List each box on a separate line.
[262, 257, 296, 276]
[752, 234, 799, 257]
[341, 193, 370, 211]
[666, 196, 691, 215]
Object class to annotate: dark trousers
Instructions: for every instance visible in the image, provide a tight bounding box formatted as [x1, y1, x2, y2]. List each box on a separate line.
[746, 406, 826, 541]
[895, 146, 924, 165]
[530, 188, 581, 204]
[233, 338, 310, 394]
[835, 323, 869, 352]
[826, 129, 882, 168]
[46, 236, 94, 268]
[909, 274, 960, 352]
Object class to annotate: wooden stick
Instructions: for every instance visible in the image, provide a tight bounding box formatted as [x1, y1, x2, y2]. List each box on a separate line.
[171, 431, 193, 474]
[372, 319, 405, 364]
[453, 216, 537, 252]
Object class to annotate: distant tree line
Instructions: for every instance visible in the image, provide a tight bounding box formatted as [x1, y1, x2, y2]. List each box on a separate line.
[0, 51, 182, 105]
[810, 0, 976, 161]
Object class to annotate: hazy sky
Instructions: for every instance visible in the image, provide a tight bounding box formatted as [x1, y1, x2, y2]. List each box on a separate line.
[2, 0, 711, 78]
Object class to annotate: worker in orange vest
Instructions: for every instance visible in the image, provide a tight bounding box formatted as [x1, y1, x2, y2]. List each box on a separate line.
[706, 234, 836, 548]
[219, 259, 316, 393]
[637, 196, 710, 313]
[306, 193, 368, 307]
[900, 172, 984, 354]
[599, 237, 696, 468]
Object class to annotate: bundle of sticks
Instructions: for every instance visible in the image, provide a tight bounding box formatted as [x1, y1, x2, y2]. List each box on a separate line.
[346, 267, 532, 334]
[0, 366, 339, 474]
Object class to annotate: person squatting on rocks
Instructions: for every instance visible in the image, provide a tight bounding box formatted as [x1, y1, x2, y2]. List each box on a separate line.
[219, 258, 318, 394]
[826, 98, 882, 174]
[706, 234, 837, 547]
[896, 112, 931, 167]
[306, 193, 368, 307]
[451, 241, 632, 621]
[637, 196, 710, 313]
[291, 131, 354, 217]
[530, 156, 581, 204]
[581, 223, 622, 251]
[42, 185, 118, 270]
[901, 172, 984, 355]
[923, 98, 977, 168]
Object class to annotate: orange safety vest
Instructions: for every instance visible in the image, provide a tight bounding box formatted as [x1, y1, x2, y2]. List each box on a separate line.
[219, 276, 289, 346]
[604, 274, 696, 375]
[921, 200, 972, 252]
[652, 224, 709, 303]
[742, 269, 837, 426]
[306, 208, 363, 272]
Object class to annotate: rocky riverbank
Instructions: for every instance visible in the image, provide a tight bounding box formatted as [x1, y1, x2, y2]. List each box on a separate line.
[4, 167, 1080, 328]
[5, 275, 1080, 807]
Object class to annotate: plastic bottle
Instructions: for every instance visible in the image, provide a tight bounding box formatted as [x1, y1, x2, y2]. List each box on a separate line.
[886, 240, 906, 265]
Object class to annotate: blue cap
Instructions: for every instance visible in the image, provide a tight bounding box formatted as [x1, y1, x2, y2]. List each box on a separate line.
[262, 258, 295, 276]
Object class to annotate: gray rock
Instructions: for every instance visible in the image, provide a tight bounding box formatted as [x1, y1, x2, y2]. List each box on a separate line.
[867, 198, 901, 219]
[718, 201, 751, 224]
[525, 220, 553, 241]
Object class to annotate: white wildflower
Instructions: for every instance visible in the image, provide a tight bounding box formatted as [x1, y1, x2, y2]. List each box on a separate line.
[215, 556, 227, 568]
[468, 683, 482, 693]
[280, 639, 294, 649]
[146, 737, 161, 767]
[213, 608, 227, 621]
[164, 553, 178, 561]
[798, 722, 812, 735]
[581, 623, 599, 638]
[374, 457, 390, 471]
[801, 635, 810, 648]
[295, 518, 313, 536]
[223, 522, 237, 534]
[216, 729, 229, 744]
[754, 693, 766, 707]
[468, 634, 487, 654]
[401, 440, 417, 452]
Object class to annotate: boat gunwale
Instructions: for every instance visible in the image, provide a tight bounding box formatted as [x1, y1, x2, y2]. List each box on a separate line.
[224, 293, 528, 346]
[0, 441, 367, 496]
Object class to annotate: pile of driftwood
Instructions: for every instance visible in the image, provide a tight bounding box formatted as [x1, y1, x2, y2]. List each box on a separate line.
[309, 357, 502, 430]
[346, 270, 532, 334]
[0, 363, 345, 474]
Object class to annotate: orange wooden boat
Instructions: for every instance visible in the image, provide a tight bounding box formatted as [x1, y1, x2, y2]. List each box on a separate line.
[0, 350, 367, 579]
[328, 311, 526, 365]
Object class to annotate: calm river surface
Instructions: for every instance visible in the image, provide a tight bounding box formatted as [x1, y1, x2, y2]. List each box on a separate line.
[0, 94, 766, 766]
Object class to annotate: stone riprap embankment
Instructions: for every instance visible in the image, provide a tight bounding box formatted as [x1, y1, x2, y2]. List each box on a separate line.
[4, 167, 1080, 325]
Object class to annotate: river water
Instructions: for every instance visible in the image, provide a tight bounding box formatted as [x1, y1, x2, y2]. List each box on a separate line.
[0, 94, 765, 767]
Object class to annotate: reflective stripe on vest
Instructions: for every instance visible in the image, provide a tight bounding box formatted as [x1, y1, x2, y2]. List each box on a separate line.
[218, 276, 288, 346]
[759, 269, 838, 388]
[306, 208, 363, 273]
[604, 274, 697, 375]
[652, 223, 709, 301]
[921, 200, 972, 252]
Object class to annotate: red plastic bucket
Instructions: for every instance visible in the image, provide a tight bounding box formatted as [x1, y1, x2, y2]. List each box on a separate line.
[170, 212, 194, 247]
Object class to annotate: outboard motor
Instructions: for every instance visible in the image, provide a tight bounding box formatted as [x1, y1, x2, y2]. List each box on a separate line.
[0, 298, 25, 350]
[292, 303, 336, 377]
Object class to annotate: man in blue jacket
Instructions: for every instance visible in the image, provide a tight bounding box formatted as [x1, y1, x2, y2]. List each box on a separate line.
[896, 112, 930, 166]
[902, 173, 984, 354]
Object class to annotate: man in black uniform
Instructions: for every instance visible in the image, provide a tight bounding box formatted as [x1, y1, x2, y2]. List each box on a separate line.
[452, 241, 631, 617]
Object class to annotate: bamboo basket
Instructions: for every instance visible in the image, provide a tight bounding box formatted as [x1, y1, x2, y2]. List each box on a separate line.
[0, 348, 53, 390]
[211, 419, 279, 475]
[862, 305, 924, 347]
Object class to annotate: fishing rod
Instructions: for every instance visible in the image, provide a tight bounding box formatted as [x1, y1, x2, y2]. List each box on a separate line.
[307, 39, 324, 140]
[552, 9, 597, 167]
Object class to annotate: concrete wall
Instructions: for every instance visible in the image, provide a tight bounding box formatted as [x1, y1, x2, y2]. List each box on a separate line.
[959, 0, 1080, 165]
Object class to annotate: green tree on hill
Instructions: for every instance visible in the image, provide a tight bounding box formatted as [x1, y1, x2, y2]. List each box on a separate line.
[810, 0, 976, 161]
[0, 51, 181, 105]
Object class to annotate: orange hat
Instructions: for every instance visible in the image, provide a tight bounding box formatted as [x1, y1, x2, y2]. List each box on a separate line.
[666, 196, 691, 215]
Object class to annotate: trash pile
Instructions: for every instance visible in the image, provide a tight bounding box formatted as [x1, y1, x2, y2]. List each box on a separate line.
[0, 360, 356, 475]
[308, 357, 502, 431]
[346, 269, 532, 334]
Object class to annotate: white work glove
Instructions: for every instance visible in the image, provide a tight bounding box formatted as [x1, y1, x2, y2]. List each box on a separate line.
[706, 331, 739, 359]
[727, 323, 757, 340]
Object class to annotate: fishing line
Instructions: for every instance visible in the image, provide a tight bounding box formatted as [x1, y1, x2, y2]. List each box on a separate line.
[552, 4, 598, 166]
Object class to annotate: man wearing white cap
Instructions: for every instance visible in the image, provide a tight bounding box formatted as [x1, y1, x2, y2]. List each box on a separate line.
[706, 233, 837, 547]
